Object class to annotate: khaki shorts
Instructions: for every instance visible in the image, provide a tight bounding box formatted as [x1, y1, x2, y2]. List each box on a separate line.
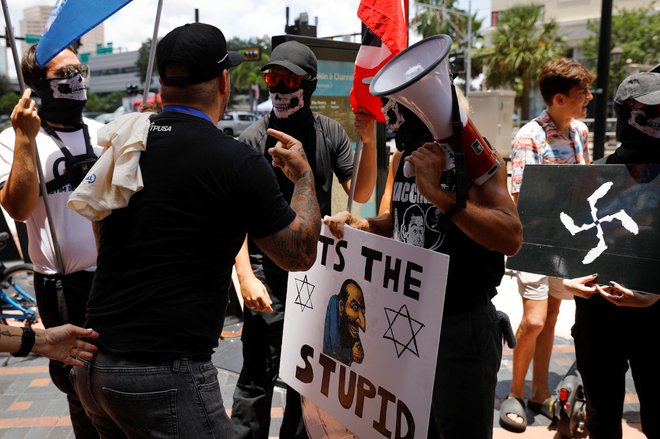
[515, 271, 573, 301]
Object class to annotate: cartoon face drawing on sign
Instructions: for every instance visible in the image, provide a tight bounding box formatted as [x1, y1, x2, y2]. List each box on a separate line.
[322, 279, 366, 366]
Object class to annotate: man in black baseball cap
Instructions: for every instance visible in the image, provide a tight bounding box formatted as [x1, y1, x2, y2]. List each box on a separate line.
[609, 69, 660, 163]
[230, 39, 377, 439]
[71, 23, 323, 438]
[157, 22, 243, 86]
[562, 65, 660, 438]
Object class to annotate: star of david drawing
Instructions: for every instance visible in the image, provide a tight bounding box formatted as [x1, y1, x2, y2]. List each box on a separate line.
[382, 304, 425, 358]
[560, 181, 639, 264]
[293, 275, 315, 311]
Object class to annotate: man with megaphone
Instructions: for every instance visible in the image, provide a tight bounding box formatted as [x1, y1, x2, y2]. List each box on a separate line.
[323, 35, 522, 438]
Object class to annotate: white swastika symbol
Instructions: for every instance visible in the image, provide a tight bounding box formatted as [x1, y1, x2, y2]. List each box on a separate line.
[559, 181, 639, 264]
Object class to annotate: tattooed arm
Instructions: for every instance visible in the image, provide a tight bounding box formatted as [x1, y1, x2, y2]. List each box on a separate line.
[253, 128, 321, 272]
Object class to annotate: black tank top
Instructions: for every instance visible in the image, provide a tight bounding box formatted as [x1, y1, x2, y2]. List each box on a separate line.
[390, 149, 504, 315]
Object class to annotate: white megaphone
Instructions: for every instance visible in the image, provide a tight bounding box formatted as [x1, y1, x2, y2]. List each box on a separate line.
[369, 34, 500, 186]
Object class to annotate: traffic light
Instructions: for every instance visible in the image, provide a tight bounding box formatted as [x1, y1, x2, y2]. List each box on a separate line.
[449, 51, 465, 75]
[238, 47, 262, 62]
[126, 84, 139, 96]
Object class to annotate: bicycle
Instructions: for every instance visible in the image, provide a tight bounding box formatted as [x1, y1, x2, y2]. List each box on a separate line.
[0, 232, 38, 327]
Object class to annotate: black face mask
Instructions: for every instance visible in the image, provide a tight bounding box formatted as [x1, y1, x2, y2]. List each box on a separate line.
[615, 101, 660, 146]
[34, 73, 87, 125]
[381, 98, 434, 152]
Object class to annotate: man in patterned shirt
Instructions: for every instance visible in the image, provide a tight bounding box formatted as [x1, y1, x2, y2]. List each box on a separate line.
[500, 57, 595, 432]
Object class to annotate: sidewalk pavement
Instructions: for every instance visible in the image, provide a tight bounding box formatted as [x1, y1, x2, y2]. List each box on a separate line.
[0, 272, 644, 438]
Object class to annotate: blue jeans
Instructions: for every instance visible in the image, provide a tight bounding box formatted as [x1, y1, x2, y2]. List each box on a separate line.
[72, 352, 235, 439]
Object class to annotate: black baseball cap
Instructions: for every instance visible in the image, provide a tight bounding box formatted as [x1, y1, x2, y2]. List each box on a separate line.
[614, 70, 660, 106]
[261, 41, 317, 76]
[157, 23, 244, 86]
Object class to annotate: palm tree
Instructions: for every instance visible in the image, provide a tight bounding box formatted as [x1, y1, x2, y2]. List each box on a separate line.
[412, 0, 485, 88]
[226, 36, 272, 108]
[413, 0, 463, 40]
[476, 4, 567, 120]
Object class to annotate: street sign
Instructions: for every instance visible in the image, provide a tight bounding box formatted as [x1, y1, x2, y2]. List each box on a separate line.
[25, 34, 41, 44]
[238, 47, 261, 62]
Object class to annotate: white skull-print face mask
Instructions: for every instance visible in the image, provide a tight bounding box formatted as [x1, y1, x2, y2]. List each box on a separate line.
[269, 89, 304, 119]
[49, 74, 87, 100]
[629, 108, 660, 139]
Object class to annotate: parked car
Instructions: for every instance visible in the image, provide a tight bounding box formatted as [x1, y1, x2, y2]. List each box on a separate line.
[218, 111, 259, 137]
[82, 111, 103, 120]
[95, 106, 127, 124]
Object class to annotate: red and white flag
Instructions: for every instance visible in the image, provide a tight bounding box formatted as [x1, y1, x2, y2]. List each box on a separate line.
[350, 0, 408, 122]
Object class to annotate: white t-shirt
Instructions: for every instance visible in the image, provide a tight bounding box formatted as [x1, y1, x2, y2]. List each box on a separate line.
[0, 118, 104, 275]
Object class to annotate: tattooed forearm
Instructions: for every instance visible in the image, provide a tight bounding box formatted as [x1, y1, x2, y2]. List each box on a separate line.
[0, 327, 25, 353]
[255, 170, 321, 271]
[290, 170, 320, 232]
[1, 329, 21, 338]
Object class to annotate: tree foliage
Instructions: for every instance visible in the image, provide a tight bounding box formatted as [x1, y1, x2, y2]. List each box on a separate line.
[412, 0, 485, 85]
[476, 4, 567, 120]
[85, 91, 124, 113]
[414, 0, 463, 41]
[136, 38, 159, 86]
[0, 75, 19, 115]
[580, 2, 660, 99]
[0, 92, 20, 115]
[227, 36, 271, 92]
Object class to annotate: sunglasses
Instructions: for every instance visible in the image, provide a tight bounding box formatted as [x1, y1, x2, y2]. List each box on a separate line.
[49, 64, 89, 80]
[263, 71, 314, 88]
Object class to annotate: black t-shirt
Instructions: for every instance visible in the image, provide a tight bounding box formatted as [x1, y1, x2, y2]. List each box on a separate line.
[86, 111, 296, 361]
[391, 149, 503, 316]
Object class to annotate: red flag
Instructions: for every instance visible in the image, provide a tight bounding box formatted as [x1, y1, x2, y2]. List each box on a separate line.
[358, 0, 408, 54]
[350, 0, 408, 122]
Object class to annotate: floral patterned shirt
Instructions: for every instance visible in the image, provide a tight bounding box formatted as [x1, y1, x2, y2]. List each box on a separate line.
[510, 110, 589, 194]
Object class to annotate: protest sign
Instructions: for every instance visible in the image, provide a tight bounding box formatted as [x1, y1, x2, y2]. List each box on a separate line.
[507, 164, 660, 293]
[281, 225, 450, 438]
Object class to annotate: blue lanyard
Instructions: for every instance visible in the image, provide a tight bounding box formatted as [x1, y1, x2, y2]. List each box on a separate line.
[162, 105, 214, 124]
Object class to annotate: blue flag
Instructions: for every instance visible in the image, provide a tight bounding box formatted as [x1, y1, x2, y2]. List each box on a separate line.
[35, 0, 133, 67]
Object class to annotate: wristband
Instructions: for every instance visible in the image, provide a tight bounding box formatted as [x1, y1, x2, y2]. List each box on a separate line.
[11, 326, 36, 357]
[443, 204, 459, 220]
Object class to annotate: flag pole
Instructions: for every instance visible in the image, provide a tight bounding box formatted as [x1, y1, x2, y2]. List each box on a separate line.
[142, 0, 164, 107]
[1, 0, 24, 92]
[1, 0, 65, 272]
[346, 134, 363, 213]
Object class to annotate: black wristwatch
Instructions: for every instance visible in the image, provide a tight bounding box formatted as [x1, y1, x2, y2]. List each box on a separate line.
[11, 326, 36, 357]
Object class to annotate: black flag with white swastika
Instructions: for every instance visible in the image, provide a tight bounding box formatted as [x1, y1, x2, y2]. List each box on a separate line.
[506, 164, 660, 294]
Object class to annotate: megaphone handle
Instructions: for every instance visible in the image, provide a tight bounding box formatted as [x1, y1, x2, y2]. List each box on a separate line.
[450, 84, 467, 210]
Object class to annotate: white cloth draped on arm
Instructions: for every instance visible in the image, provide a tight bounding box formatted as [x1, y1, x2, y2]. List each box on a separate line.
[68, 112, 152, 221]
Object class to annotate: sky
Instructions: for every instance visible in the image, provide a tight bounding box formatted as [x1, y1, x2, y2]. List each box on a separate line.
[4, 0, 491, 52]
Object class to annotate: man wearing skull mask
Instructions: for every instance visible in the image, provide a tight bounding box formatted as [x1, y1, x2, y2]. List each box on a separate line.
[562, 67, 660, 439]
[0, 45, 102, 438]
[231, 40, 376, 439]
[323, 89, 522, 437]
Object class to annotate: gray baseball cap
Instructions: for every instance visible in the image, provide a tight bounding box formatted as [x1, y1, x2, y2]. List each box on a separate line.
[614, 71, 660, 105]
[261, 41, 317, 76]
